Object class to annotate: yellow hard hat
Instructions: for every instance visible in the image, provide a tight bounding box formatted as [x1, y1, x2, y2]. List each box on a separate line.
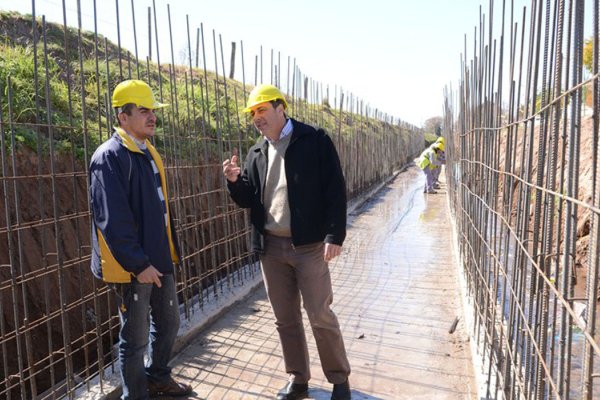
[112, 80, 168, 109]
[435, 137, 445, 151]
[434, 142, 445, 151]
[243, 84, 288, 113]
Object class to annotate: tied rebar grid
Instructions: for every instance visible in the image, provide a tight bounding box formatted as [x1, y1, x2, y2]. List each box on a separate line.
[444, 0, 600, 399]
[0, 1, 424, 399]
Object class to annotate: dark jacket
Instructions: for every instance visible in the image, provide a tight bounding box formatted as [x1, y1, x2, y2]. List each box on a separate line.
[89, 128, 180, 283]
[227, 118, 346, 253]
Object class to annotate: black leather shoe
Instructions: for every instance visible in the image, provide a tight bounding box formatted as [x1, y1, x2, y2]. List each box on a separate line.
[148, 377, 193, 397]
[331, 379, 351, 400]
[276, 382, 309, 400]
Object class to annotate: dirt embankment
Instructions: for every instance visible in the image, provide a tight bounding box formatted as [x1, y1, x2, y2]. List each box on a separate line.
[0, 145, 232, 397]
[0, 147, 96, 396]
[494, 113, 595, 299]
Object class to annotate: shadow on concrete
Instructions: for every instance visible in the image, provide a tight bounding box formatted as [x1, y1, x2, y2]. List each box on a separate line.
[307, 387, 384, 399]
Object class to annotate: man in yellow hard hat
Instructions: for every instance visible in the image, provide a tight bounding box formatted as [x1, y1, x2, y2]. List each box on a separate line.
[223, 84, 352, 400]
[430, 137, 446, 188]
[89, 80, 192, 399]
[417, 141, 444, 193]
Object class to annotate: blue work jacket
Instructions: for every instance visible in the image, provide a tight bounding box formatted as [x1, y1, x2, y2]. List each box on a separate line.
[89, 128, 180, 283]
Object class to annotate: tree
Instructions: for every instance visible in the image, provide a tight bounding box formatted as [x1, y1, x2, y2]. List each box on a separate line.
[583, 36, 594, 74]
[423, 116, 443, 136]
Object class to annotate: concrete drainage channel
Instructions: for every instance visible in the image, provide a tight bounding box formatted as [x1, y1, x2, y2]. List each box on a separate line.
[76, 168, 409, 400]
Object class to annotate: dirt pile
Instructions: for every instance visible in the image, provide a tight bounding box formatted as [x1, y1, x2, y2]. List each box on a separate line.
[494, 113, 595, 299]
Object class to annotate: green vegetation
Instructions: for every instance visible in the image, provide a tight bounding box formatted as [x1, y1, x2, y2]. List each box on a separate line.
[0, 10, 420, 162]
[0, 11, 253, 159]
[583, 36, 593, 74]
[421, 116, 442, 148]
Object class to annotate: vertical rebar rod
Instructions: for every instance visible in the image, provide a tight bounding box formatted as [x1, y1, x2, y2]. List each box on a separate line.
[218, 33, 234, 291]
[583, 0, 600, 398]
[5, 75, 28, 399]
[130, 0, 140, 78]
[42, 16, 74, 397]
[184, 15, 204, 312]
[152, 0, 162, 93]
[114, 0, 123, 79]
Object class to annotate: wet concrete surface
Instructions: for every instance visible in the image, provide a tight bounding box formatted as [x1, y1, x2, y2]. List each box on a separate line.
[167, 165, 477, 399]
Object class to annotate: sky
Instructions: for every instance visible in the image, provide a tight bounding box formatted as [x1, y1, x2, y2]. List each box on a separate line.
[1, 0, 535, 127]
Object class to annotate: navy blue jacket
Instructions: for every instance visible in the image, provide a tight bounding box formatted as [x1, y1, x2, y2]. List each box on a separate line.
[227, 118, 346, 253]
[89, 128, 180, 283]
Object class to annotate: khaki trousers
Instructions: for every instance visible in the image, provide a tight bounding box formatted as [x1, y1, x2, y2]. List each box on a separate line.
[260, 234, 351, 384]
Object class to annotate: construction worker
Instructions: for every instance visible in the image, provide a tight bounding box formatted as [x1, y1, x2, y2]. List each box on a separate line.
[430, 137, 446, 188]
[223, 84, 352, 400]
[89, 80, 192, 399]
[417, 141, 444, 193]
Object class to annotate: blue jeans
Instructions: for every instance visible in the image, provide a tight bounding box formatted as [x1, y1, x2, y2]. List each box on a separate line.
[110, 275, 180, 400]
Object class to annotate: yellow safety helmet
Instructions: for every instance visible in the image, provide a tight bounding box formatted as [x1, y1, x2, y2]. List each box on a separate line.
[434, 137, 445, 151]
[243, 84, 288, 113]
[112, 79, 168, 110]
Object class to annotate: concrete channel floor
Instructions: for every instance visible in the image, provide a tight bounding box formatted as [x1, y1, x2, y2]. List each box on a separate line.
[167, 165, 477, 400]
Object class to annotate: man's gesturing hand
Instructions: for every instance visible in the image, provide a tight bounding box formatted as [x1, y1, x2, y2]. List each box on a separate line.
[222, 148, 241, 182]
